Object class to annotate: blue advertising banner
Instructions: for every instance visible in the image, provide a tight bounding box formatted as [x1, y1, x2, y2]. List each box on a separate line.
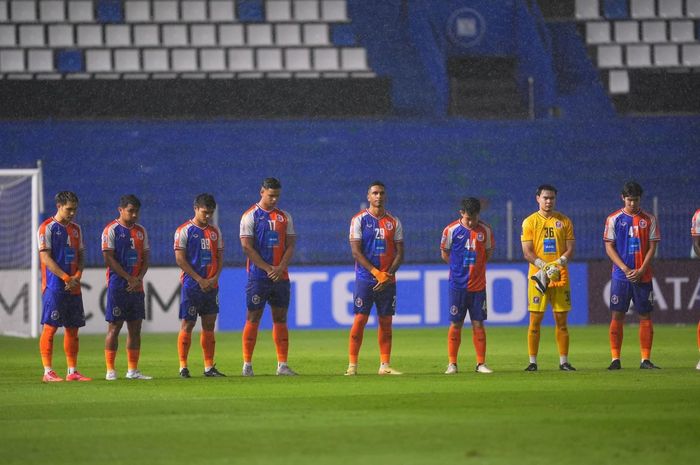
[217, 264, 589, 331]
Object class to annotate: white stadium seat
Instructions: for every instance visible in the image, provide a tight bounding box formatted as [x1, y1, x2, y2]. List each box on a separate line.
[276, 23, 301, 45]
[657, 0, 682, 18]
[313, 47, 338, 70]
[266, 0, 291, 22]
[256, 47, 282, 71]
[143, 48, 169, 71]
[681, 44, 700, 66]
[114, 48, 140, 71]
[48, 24, 74, 46]
[653, 44, 679, 66]
[40, 0, 65, 22]
[162, 24, 188, 46]
[125, 1, 151, 22]
[614, 22, 639, 43]
[575, 0, 599, 19]
[171, 48, 197, 71]
[182, 1, 206, 21]
[586, 22, 610, 44]
[0, 49, 25, 72]
[68, 0, 93, 21]
[321, 0, 347, 21]
[27, 48, 52, 71]
[199, 48, 225, 71]
[153, 1, 178, 22]
[228, 48, 254, 71]
[341, 47, 367, 70]
[284, 47, 310, 70]
[626, 44, 651, 67]
[0, 25, 16, 46]
[0, 1, 7, 22]
[630, 0, 655, 19]
[688, 0, 700, 18]
[134, 24, 159, 46]
[608, 70, 629, 93]
[294, 0, 319, 21]
[209, 0, 235, 21]
[105, 24, 130, 46]
[11, 0, 37, 22]
[19, 24, 44, 46]
[190, 24, 216, 46]
[597, 44, 622, 67]
[219, 24, 244, 45]
[247, 24, 273, 46]
[303, 23, 328, 45]
[77, 24, 102, 47]
[642, 21, 666, 42]
[669, 20, 694, 42]
[85, 49, 112, 72]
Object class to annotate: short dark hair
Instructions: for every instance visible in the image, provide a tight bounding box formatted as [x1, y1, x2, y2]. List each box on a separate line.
[55, 191, 79, 205]
[536, 184, 558, 196]
[262, 177, 282, 190]
[459, 197, 481, 216]
[368, 180, 385, 192]
[119, 194, 141, 209]
[194, 193, 217, 210]
[621, 181, 643, 198]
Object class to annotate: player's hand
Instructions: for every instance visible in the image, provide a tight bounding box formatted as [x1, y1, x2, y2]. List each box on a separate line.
[370, 268, 392, 291]
[126, 276, 141, 292]
[544, 263, 561, 282]
[626, 268, 641, 283]
[267, 265, 284, 282]
[198, 277, 213, 292]
[64, 273, 81, 290]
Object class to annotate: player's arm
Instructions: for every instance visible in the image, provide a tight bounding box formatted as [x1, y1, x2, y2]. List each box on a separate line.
[240, 236, 273, 275]
[693, 236, 700, 257]
[39, 249, 72, 289]
[207, 247, 223, 289]
[175, 248, 209, 291]
[485, 247, 494, 263]
[440, 248, 450, 264]
[387, 241, 403, 275]
[138, 250, 150, 282]
[604, 240, 634, 280]
[268, 235, 296, 282]
[349, 239, 390, 291]
[521, 241, 544, 269]
[103, 249, 141, 291]
[628, 240, 658, 283]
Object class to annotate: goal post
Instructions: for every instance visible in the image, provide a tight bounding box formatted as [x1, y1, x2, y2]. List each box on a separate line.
[0, 164, 44, 338]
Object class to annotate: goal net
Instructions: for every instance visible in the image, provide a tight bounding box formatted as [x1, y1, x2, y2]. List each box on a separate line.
[0, 167, 43, 338]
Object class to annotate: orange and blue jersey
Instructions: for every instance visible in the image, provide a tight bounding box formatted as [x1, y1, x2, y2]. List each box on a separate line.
[101, 220, 150, 292]
[174, 220, 224, 288]
[349, 209, 403, 282]
[692, 209, 700, 237]
[240, 204, 296, 280]
[37, 217, 84, 295]
[441, 220, 494, 292]
[604, 209, 660, 283]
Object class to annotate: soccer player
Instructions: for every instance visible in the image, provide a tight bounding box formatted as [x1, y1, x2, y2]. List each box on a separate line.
[102, 195, 152, 381]
[174, 193, 225, 378]
[240, 178, 297, 376]
[37, 191, 91, 382]
[521, 184, 576, 372]
[604, 181, 661, 370]
[441, 198, 495, 374]
[345, 181, 404, 376]
[691, 208, 699, 370]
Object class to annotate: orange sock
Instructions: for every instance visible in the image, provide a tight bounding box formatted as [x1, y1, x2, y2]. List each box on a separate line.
[64, 327, 79, 369]
[200, 330, 215, 368]
[39, 324, 58, 368]
[639, 319, 653, 360]
[554, 315, 569, 357]
[447, 325, 461, 364]
[105, 349, 117, 371]
[472, 326, 486, 365]
[242, 321, 259, 364]
[609, 319, 623, 359]
[126, 349, 140, 371]
[272, 322, 289, 363]
[348, 313, 369, 364]
[378, 316, 393, 364]
[528, 312, 543, 357]
[177, 329, 192, 369]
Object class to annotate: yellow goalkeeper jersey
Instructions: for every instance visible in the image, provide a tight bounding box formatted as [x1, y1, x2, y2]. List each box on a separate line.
[521, 211, 575, 282]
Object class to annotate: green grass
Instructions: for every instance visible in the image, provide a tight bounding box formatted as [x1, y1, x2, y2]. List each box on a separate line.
[1, 325, 699, 465]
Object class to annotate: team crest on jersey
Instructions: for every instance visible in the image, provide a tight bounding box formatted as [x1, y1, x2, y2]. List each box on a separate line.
[611, 295, 619, 305]
[355, 297, 363, 308]
[210, 232, 218, 241]
[555, 221, 563, 229]
[477, 232, 484, 242]
[277, 216, 285, 223]
[136, 231, 144, 240]
[113, 307, 122, 317]
[449, 305, 459, 316]
[252, 294, 261, 305]
[533, 296, 540, 305]
[188, 306, 197, 316]
[386, 222, 394, 231]
[639, 219, 647, 229]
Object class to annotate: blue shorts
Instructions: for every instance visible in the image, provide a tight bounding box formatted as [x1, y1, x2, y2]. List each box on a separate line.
[179, 286, 219, 321]
[246, 278, 291, 310]
[448, 288, 487, 323]
[353, 279, 396, 316]
[609, 278, 654, 314]
[106, 287, 145, 322]
[41, 288, 86, 328]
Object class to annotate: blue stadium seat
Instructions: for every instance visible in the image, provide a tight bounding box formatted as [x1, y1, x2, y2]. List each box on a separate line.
[238, 0, 265, 22]
[331, 24, 355, 46]
[56, 49, 84, 73]
[97, 0, 124, 23]
[603, 0, 629, 20]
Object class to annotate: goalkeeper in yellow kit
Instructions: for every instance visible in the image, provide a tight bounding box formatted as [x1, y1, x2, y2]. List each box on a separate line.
[521, 184, 576, 372]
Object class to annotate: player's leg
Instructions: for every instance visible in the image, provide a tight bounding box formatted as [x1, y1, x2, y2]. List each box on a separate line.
[526, 278, 546, 371]
[241, 279, 269, 376]
[270, 281, 296, 375]
[64, 295, 91, 381]
[124, 291, 151, 379]
[105, 320, 124, 380]
[469, 291, 491, 373]
[376, 283, 401, 375]
[201, 310, 224, 377]
[446, 287, 466, 374]
[178, 288, 199, 378]
[346, 279, 373, 375]
[551, 285, 574, 371]
[696, 320, 700, 370]
[608, 278, 631, 370]
[39, 289, 62, 381]
[634, 281, 658, 369]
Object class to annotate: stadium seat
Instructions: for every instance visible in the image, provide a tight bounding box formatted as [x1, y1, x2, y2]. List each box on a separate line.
[608, 69, 629, 93]
[77, 25, 102, 47]
[303, 23, 328, 45]
[575, 0, 599, 19]
[614, 21, 639, 43]
[56, 49, 83, 72]
[153, 1, 178, 22]
[0, 1, 7, 22]
[162, 24, 188, 45]
[321, 0, 347, 21]
[669, 20, 694, 42]
[642, 21, 667, 42]
[40, 0, 66, 22]
[682, 43, 700, 65]
[228, 48, 254, 71]
[626, 44, 651, 66]
[199, 47, 225, 70]
[85, 49, 112, 72]
[340, 47, 366, 70]
[219, 24, 244, 45]
[171, 48, 197, 71]
[19, 25, 45, 47]
[313, 47, 338, 70]
[11, 0, 37, 22]
[276, 23, 301, 45]
[105, 24, 130, 46]
[190, 24, 216, 46]
[143, 48, 169, 71]
[266, 0, 291, 21]
[209, 0, 235, 21]
[284, 47, 310, 70]
[247, 23, 273, 45]
[294, 0, 319, 21]
[657, 0, 682, 18]
[597, 44, 623, 67]
[653, 43, 679, 65]
[134, 24, 159, 45]
[688, 0, 700, 18]
[630, 0, 655, 19]
[182, 0, 206, 21]
[48, 24, 74, 46]
[27, 48, 52, 71]
[68, 0, 93, 21]
[125, 1, 151, 22]
[602, 0, 628, 19]
[0, 49, 24, 71]
[114, 48, 140, 71]
[256, 47, 282, 70]
[0, 25, 16, 46]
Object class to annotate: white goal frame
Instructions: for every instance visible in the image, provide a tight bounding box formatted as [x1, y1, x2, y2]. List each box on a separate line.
[0, 164, 44, 338]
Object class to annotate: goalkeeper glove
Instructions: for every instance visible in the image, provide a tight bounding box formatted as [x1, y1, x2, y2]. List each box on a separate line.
[544, 263, 561, 282]
[531, 268, 549, 294]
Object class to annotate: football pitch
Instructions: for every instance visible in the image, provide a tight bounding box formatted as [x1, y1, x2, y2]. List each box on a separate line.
[1, 325, 699, 465]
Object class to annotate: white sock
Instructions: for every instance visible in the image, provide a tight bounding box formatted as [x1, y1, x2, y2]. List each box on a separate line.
[529, 356, 537, 364]
[243, 362, 252, 368]
[560, 355, 568, 365]
[44, 367, 52, 375]
[67, 367, 76, 375]
[277, 362, 287, 368]
[380, 362, 390, 368]
[204, 366, 213, 372]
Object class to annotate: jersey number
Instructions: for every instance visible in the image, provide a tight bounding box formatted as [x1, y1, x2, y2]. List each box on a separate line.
[201, 238, 211, 250]
[374, 228, 385, 239]
[543, 227, 555, 238]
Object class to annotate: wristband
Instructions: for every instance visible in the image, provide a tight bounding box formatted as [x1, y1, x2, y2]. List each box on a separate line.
[556, 256, 568, 267]
[534, 258, 546, 269]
